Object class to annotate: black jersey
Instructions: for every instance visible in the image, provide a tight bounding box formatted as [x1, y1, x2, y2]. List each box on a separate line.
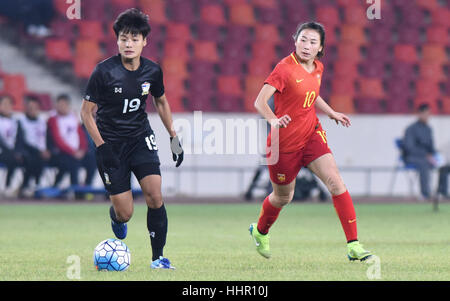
[84, 54, 164, 143]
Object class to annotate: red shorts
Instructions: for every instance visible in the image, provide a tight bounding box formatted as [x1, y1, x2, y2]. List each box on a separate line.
[267, 123, 331, 185]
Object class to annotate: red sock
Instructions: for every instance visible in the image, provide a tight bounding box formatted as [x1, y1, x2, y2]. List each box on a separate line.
[257, 196, 282, 235]
[332, 190, 358, 242]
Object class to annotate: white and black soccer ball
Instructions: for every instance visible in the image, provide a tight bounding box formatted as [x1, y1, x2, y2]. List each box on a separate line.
[93, 238, 130, 271]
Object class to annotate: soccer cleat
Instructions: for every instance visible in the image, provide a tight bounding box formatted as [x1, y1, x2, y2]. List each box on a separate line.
[111, 220, 127, 240]
[151, 256, 176, 269]
[347, 241, 372, 261]
[249, 223, 271, 259]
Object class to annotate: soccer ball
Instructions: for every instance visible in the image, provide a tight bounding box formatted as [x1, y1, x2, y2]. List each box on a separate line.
[93, 238, 131, 271]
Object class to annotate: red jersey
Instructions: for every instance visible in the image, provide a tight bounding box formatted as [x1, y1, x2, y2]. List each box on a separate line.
[265, 52, 324, 153]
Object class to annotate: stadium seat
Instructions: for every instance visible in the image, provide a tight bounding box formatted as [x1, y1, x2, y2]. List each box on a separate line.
[254, 24, 281, 44]
[49, 19, 77, 41]
[418, 62, 446, 82]
[140, 44, 160, 62]
[229, 3, 256, 26]
[441, 96, 450, 114]
[343, 6, 368, 26]
[187, 76, 216, 96]
[358, 78, 385, 99]
[315, 6, 341, 29]
[217, 75, 244, 97]
[244, 93, 257, 112]
[412, 97, 439, 114]
[332, 60, 358, 80]
[53, 0, 70, 17]
[221, 43, 249, 64]
[78, 20, 105, 41]
[251, 42, 277, 61]
[255, 7, 283, 25]
[359, 61, 386, 78]
[0, 74, 26, 111]
[400, 6, 428, 27]
[225, 25, 253, 44]
[186, 92, 215, 112]
[390, 61, 418, 80]
[217, 60, 244, 76]
[194, 23, 224, 42]
[245, 75, 265, 96]
[421, 44, 447, 63]
[163, 40, 190, 60]
[387, 78, 414, 100]
[385, 96, 411, 114]
[26, 92, 53, 111]
[397, 26, 422, 45]
[193, 41, 219, 62]
[247, 59, 274, 77]
[394, 44, 419, 63]
[75, 39, 103, 62]
[431, 9, 450, 27]
[336, 44, 363, 62]
[416, 0, 440, 11]
[328, 95, 355, 114]
[426, 26, 449, 45]
[165, 23, 191, 41]
[161, 57, 188, 79]
[251, 0, 277, 8]
[200, 4, 227, 26]
[138, 0, 168, 24]
[365, 43, 392, 62]
[368, 25, 395, 45]
[331, 78, 356, 97]
[73, 57, 98, 79]
[339, 24, 367, 45]
[45, 39, 72, 62]
[80, 0, 108, 21]
[160, 76, 186, 112]
[166, 0, 196, 23]
[216, 94, 243, 112]
[354, 98, 384, 114]
[414, 80, 440, 101]
[188, 60, 217, 78]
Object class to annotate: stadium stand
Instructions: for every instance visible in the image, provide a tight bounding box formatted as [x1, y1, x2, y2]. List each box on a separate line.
[0, 0, 448, 114]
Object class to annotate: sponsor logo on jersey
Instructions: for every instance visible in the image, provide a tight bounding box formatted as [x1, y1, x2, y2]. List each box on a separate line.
[277, 173, 286, 182]
[104, 172, 111, 185]
[114, 87, 122, 93]
[141, 82, 151, 95]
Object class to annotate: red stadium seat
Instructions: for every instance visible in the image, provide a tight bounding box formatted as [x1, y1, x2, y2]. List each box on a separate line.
[49, 19, 77, 41]
[357, 78, 385, 99]
[336, 44, 363, 62]
[254, 24, 281, 44]
[73, 57, 98, 79]
[441, 96, 450, 114]
[80, 0, 108, 21]
[315, 6, 341, 29]
[45, 39, 72, 62]
[328, 95, 355, 114]
[194, 23, 224, 42]
[418, 62, 446, 82]
[218, 60, 244, 76]
[200, 4, 227, 26]
[250, 0, 277, 8]
[343, 6, 368, 26]
[385, 96, 411, 114]
[165, 23, 191, 41]
[255, 7, 284, 25]
[394, 44, 419, 63]
[415, 80, 440, 101]
[166, 0, 196, 23]
[422, 44, 447, 63]
[339, 24, 367, 45]
[161, 57, 188, 79]
[244, 93, 257, 112]
[426, 26, 449, 45]
[229, 3, 257, 26]
[186, 92, 215, 112]
[75, 39, 103, 62]
[332, 60, 358, 80]
[189, 60, 217, 78]
[216, 94, 243, 112]
[413, 97, 439, 114]
[416, 0, 440, 10]
[138, 0, 168, 24]
[245, 75, 265, 96]
[193, 41, 219, 62]
[355, 98, 384, 114]
[331, 78, 356, 97]
[251, 42, 277, 61]
[163, 40, 190, 60]
[431, 9, 450, 27]
[0, 74, 26, 111]
[78, 20, 105, 41]
[217, 75, 244, 97]
[247, 59, 274, 77]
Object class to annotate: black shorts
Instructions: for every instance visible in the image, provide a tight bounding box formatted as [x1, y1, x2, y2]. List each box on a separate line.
[96, 131, 161, 195]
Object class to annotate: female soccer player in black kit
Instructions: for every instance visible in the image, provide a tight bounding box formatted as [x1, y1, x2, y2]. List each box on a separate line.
[80, 8, 183, 269]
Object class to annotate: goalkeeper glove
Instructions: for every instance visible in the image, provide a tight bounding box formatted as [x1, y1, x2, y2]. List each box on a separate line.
[170, 136, 184, 168]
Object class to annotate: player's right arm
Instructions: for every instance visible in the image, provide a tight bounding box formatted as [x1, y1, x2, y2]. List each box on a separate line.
[254, 84, 291, 128]
[80, 100, 104, 147]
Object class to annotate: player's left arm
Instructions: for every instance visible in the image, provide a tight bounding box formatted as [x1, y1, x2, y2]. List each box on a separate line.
[153, 94, 184, 167]
[315, 95, 351, 127]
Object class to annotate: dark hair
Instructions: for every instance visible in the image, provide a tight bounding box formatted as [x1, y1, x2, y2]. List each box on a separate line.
[417, 103, 430, 112]
[292, 22, 325, 58]
[56, 93, 70, 102]
[25, 95, 40, 104]
[113, 8, 151, 38]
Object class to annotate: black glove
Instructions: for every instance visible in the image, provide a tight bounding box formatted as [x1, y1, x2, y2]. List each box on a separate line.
[170, 136, 184, 168]
[97, 143, 120, 169]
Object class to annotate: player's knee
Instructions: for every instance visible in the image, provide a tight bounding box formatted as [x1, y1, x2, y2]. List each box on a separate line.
[325, 174, 346, 195]
[144, 191, 163, 209]
[272, 191, 294, 207]
[116, 209, 133, 223]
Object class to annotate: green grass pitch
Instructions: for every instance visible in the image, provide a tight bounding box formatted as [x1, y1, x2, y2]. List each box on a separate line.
[1, 202, 449, 281]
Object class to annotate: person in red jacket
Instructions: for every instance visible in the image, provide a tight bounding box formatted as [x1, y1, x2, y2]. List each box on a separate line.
[47, 94, 87, 188]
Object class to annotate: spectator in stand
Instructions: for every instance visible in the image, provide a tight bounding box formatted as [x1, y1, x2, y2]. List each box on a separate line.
[47, 94, 87, 188]
[18, 95, 51, 197]
[0, 95, 24, 197]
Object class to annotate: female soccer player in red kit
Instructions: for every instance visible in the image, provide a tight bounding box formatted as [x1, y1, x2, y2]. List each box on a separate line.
[249, 22, 373, 261]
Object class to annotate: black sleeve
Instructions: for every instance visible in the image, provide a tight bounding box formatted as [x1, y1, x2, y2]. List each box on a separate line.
[150, 65, 165, 98]
[14, 120, 25, 154]
[84, 65, 103, 103]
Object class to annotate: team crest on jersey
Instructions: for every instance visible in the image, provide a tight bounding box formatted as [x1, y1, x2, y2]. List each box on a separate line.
[141, 82, 151, 95]
[277, 173, 286, 182]
[317, 74, 321, 85]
